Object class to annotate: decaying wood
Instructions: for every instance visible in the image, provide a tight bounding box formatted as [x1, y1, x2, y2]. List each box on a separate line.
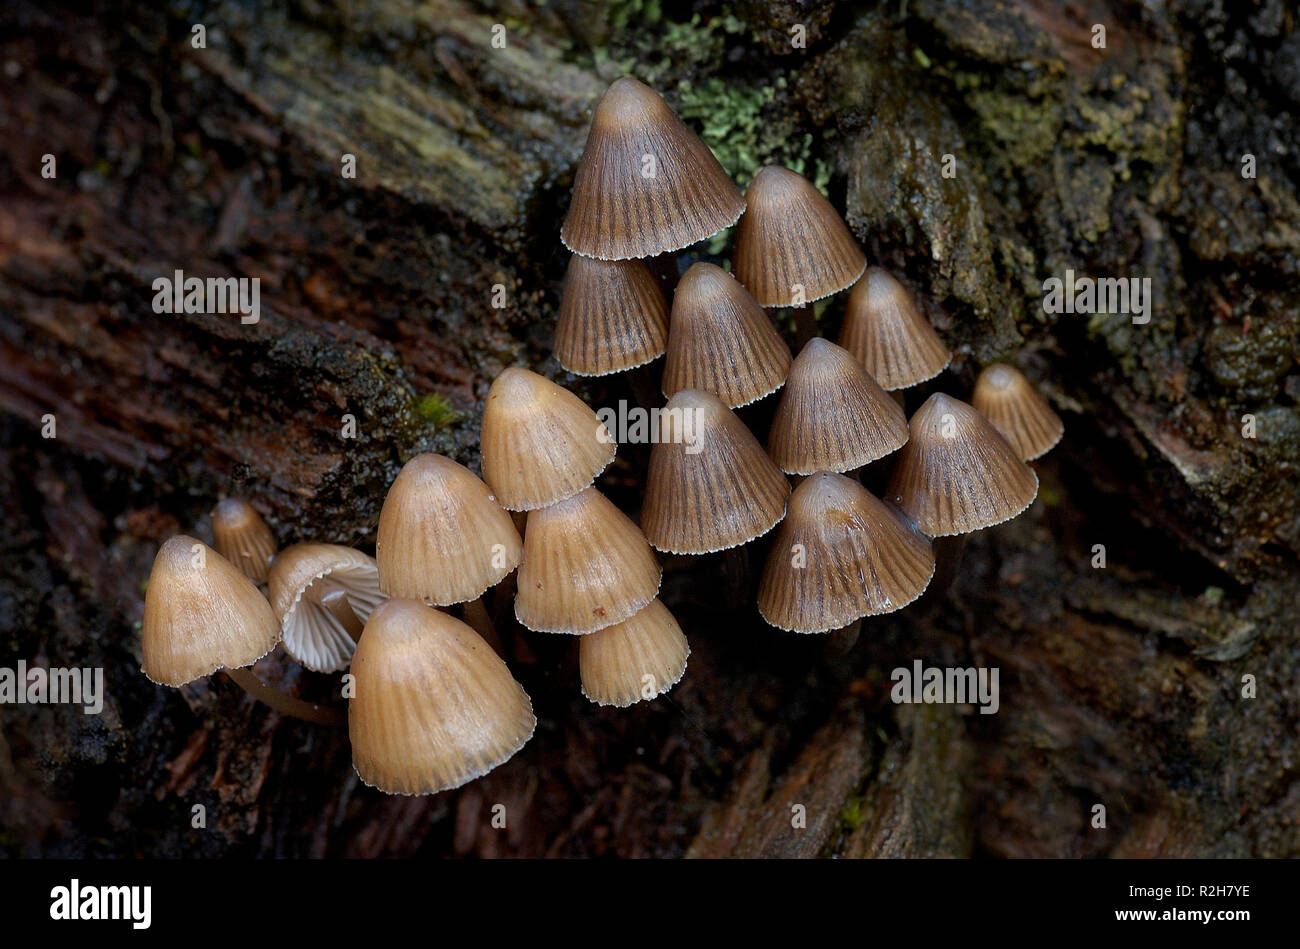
[1, 0, 1298, 858]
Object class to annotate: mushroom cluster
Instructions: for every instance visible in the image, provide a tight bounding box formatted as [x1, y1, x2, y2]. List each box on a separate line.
[548, 75, 1065, 639]
[137, 74, 1066, 802]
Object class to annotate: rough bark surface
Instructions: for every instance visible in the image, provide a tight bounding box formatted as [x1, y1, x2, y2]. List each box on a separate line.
[2, 0, 1298, 858]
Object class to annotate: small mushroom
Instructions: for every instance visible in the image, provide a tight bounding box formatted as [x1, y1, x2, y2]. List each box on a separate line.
[579, 598, 689, 707]
[838, 267, 951, 392]
[268, 543, 384, 674]
[641, 388, 791, 554]
[349, 599, 536, 795]
[971, 363, 1064, 461]
[561, 76, 745, 262]
[732, 165, 866, 344]
[661, 261, 792, 408]
[767, 337, 908, 475]
[886, 392, 1038, 537]
[555, 255, 668, 377]
[758, 472, 935, 634]
[480, 366, 616, 512]
[376, 453, 522, 604]
[515, 486, 662, 635]
[142, 536, 342, 725]
[210, 498, 276, 583]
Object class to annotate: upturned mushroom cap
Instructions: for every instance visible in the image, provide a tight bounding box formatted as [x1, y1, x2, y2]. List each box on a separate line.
[515, 486, 662, 635]
[641, 388, 791, 554]
[210, 498, 276, 583]
[555, 256, 668, 376]
[268, 543, 384, 673]
[561, 77, 746, 261]
[971, 363, 1064, 461]
[480, 367, 616, 511]
[142, 535, 281, 686]
[349, 599, 536, 795]
[838, 267, 950, 390]
[886, 393, 1039, 537]
[376, 453, 522, 605]
[732, 165, 867, 307]
[758, 473, 935, 633]
[661, 262, 792, 408]
[579, 599, 689, 707]
[767, 338, 908, 474]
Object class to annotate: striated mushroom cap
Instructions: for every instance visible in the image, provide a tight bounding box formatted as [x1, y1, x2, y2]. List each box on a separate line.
[661, 261, 791, 408]
[641, 388, 790, 554]
[480, 367, 616, 511]
[142, 535, 281, 686]
[349, 599, 536, 795]
[758, 473, 934, 634]
[732, 165, 866, 307]
[886, 393, 1039, 537]
[971, 363, 1064, 461]
[561, 77, 745, 261]
[767, 337, 908, 474]
[838, 267, 950, 390]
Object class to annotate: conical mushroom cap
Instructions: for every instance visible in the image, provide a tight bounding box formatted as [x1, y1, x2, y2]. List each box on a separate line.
[732, 165, 867, 307]
[758, 473, 935, 633]
[480, 367, 616, 511]
[886, 393, 1039, 537]
[579, 599, 689, 707]
[971, 363, 1064, 461]
[561, 77, 745, 261]
[767, 338, 908, 474]
[662, 262, 792, 408]
[376, 453, 523, 605]
[269, 543, 385, 673]
[555, 256, 668, 376]
[211, 498, 276, 583]
[838, 267, 950, 390]
[142, 535, 281, 686]
[349, 599, 536, 795]
[641, 389, 791, 554]
[515, 486, 662, 635]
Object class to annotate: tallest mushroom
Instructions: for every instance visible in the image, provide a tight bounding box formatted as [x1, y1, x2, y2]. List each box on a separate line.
[561, 76, 745, 263]
[556, 77, 745, 387]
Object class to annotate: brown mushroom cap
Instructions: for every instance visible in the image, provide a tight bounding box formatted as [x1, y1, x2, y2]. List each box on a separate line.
[142, 535, 281, 686]
[555, 256, 669, 377]
[515, 486, 662, 635]
[661, 262, 792, 408]
[560, 77, 745, 261]
[758, 473, 935, 633]
[838, 267, 951, 390]
[268, 543, 384, 673]
[767, 337, 908, 474]
[641, 388, 791, 554]
[732, 165, 867, 307]
[886, 393, 1039, 537]
[971, 363, 1064, 461]
[579, 598, 689, 707]
[349, 599, 535, 795]
[210, 498, 276, 583]
[480, 366, 616, 511]
[376, 453, 522, 605]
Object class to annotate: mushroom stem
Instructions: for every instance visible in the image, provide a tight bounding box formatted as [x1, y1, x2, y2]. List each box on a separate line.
[626, 361, 660, 408]
[319, 587, 365, 642]
[793, 303, 817, 349]
[825, 618, 862, 656]
[647, 251, 680, 294]
[226, 667, 346, 727]
[463, 596, 506, 656]
[722, 546, 750, 609]
[928, 534, 968, 597]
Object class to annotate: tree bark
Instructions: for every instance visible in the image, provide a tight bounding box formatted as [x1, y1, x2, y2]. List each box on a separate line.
[2, 0, 1298, 858]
